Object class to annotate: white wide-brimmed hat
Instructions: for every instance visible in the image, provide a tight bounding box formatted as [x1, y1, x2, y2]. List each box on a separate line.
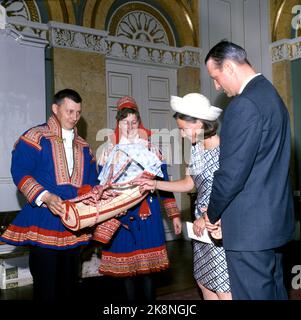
[170, 93, 222, 121]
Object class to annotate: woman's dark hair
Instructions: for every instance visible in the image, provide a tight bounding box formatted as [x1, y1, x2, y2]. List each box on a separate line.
[116, 108, 141, 123]
[53, 88, 82, 105]
[173, 112, 218, 139]
[205, 40, 251, 69]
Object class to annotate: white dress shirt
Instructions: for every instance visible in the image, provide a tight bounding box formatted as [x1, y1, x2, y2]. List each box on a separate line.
[239, 73, 261, 94]
[62, 128, 75, 176]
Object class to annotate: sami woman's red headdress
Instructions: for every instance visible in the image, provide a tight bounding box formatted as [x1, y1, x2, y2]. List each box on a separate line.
[113, 96, 152, 144]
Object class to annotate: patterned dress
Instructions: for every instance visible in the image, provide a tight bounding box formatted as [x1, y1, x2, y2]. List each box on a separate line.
[189, 143, 230, 293]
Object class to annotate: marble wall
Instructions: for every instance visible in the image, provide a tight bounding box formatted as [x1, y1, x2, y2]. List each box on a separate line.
[272, 60, 297, 188]
[269, 0, 301, 189]
[176, 66, 201, 222]
[177, 67, 201, 98]
[53, 48, 106, 155]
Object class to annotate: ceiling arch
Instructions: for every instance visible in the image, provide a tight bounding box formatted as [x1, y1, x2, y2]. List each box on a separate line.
[83, 0, 198, 47]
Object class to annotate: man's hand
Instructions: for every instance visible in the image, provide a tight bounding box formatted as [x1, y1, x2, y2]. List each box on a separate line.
[42, 192, 64, 217]
[204, 213, 220, 233]
[210, 219, 222, 240]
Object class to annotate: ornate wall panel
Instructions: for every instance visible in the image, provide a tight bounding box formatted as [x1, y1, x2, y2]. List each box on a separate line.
[271, 37, 301, 62]
[107, 2, 175, 46]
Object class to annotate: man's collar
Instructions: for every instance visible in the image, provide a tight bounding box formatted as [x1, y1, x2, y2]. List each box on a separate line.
[48, 114, 77, 138]
[239, 73, 261, 94]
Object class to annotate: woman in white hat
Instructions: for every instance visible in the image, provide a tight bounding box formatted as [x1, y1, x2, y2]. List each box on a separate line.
[135, 93, 232, 300]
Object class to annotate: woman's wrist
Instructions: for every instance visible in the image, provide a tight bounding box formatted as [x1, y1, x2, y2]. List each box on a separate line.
[151, 180, 157, 193]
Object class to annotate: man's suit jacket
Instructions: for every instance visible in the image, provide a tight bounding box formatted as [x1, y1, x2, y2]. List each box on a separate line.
[207, 75, 295, 251]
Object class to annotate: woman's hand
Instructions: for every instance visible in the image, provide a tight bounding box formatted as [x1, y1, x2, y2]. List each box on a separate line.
[193, 216, 206, 236]
[132, 178, 157, 194]
[172, 217, 182, 235]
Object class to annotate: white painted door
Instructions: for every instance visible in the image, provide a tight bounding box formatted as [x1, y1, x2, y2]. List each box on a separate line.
[199, 0, 272, 107]
[105, 60, 181, 240]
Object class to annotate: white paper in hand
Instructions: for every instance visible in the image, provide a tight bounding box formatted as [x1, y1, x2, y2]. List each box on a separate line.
[186, 221, 212, 244]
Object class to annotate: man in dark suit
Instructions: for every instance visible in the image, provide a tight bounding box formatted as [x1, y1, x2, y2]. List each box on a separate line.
[203, 41, 295, 299]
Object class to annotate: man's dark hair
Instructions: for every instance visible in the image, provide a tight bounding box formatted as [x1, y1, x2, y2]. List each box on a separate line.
[173, 112, 218, 139]
[204, 40, 251, 68]
[53, 89, 82, 105]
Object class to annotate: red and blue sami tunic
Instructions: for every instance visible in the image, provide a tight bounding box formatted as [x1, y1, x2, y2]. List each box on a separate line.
[0, 115, 98, 250]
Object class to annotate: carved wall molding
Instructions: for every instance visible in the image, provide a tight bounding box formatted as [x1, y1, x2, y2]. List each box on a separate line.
[270, 37, 301, 62]
[49, 21, 109, 54]
[7, 16, 47, 39]
[7, 18, 201, 68]
[2, 19, 48, 48]
[9, 17, 301, 65]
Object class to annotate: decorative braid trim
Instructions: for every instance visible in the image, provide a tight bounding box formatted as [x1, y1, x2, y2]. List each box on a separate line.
[18, 175, 44, 203]
[99, 245, 169, 277]
[92, 219, 121, 244]
[1, 225, 91, 248]
[162, 198, 180, 219]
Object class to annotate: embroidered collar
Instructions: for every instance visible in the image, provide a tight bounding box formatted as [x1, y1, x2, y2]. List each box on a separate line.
[47, 115, 78, 140]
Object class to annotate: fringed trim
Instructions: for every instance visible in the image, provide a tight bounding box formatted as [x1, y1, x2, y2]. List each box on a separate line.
[99, 245, 170, 277]
[1, 225, 90, 248]
[18, 176, 44, 203]
[162, 198, 181, 219]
